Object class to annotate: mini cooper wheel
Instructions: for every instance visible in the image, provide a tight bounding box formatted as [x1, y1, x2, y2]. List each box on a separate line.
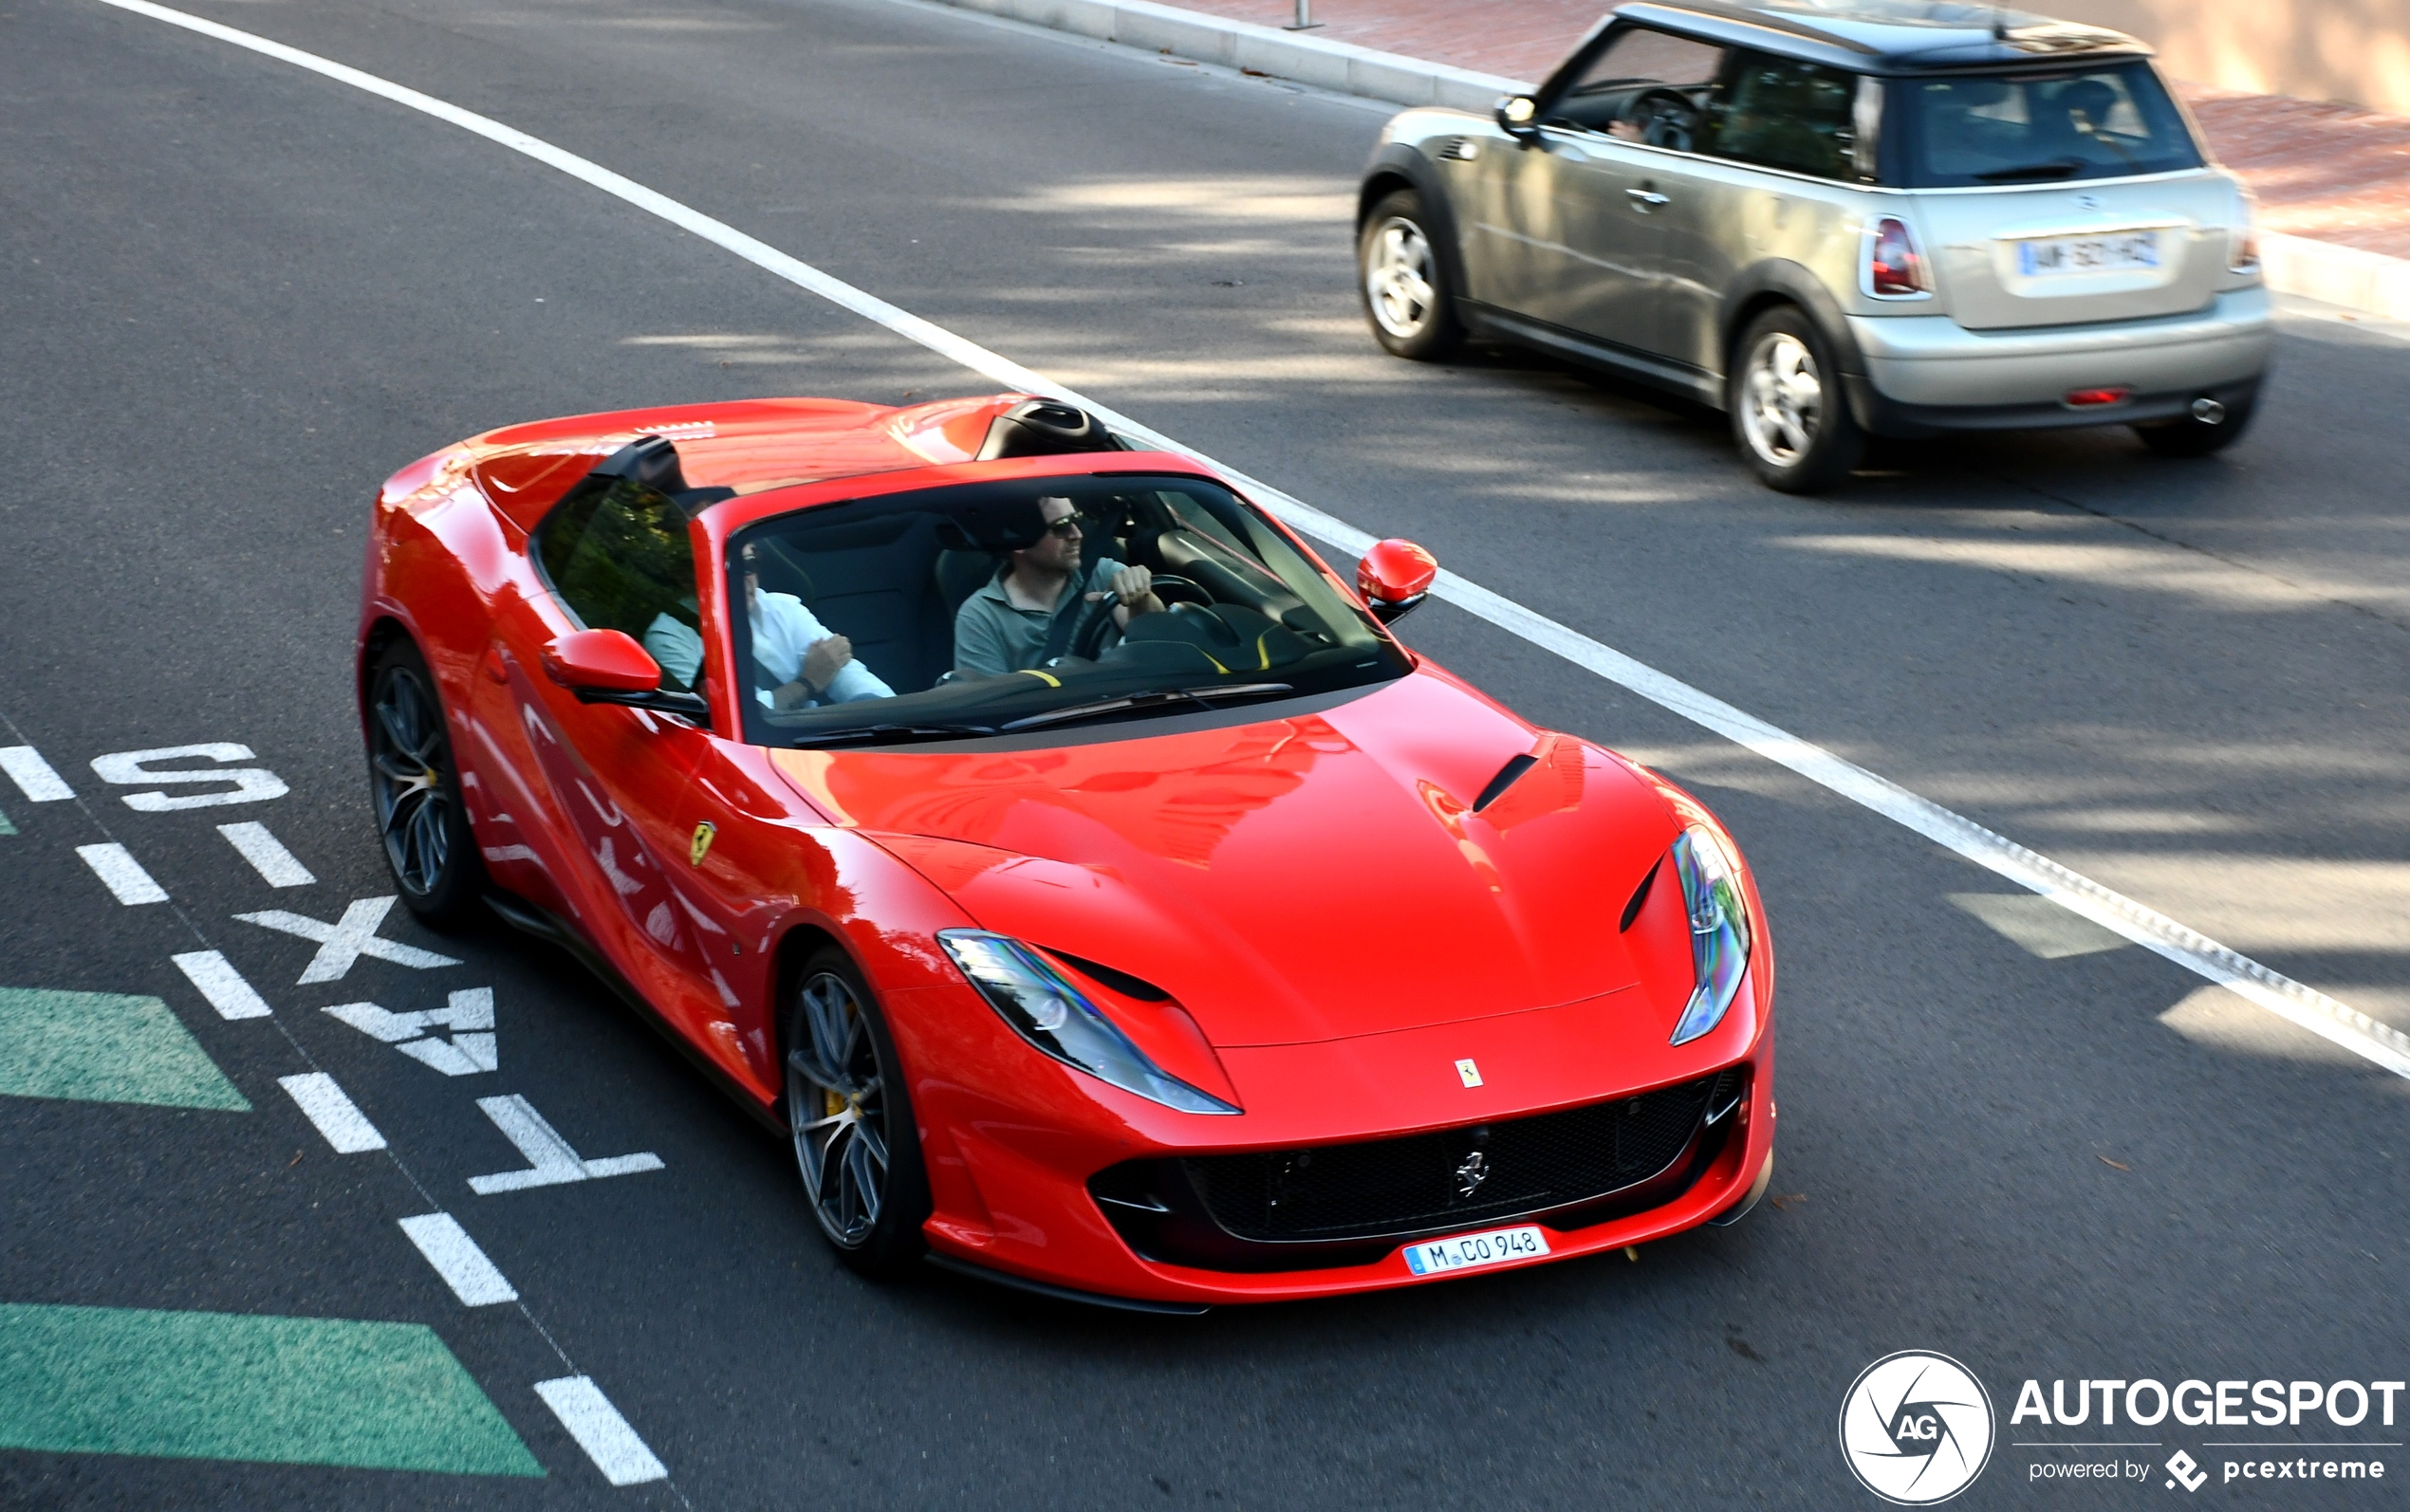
[783, 948, 930, 1276]
[1729, 306, 1863, 494]
[1360, 189, 1462, 360]
[365, 637, 486, 927]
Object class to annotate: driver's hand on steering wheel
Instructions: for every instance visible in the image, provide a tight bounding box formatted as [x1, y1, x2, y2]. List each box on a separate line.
[1086, 564, 1165, 628]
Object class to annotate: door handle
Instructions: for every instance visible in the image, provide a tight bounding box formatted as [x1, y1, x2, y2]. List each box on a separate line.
[1627, 189, 1670, 209]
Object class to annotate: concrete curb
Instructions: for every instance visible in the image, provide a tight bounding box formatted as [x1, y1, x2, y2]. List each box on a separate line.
[936, 0, 2410, 323]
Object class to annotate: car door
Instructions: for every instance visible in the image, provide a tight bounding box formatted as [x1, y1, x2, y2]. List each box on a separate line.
[1641, 49, 1873, 373]
[1473, 26, 1728, 354]
[498, 470, 732, 1056]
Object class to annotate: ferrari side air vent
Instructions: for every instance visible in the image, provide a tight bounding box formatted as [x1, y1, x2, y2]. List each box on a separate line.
[1047, 948, 1171, 1003]
[975, 398, 1129, 461]
[1435, 137, 1480, 161]
[1619, 856, 1662, 932]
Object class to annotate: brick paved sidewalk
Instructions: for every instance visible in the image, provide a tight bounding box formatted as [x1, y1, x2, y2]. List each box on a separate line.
[1180, 0, 2410, 259]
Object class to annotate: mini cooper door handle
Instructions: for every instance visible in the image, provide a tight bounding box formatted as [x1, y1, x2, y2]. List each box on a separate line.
[1627, 189, 1669, 209]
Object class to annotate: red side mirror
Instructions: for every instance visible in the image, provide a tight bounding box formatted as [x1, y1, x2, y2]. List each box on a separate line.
[541, 630, 662, 695]
[1356, 539, 1437, 624]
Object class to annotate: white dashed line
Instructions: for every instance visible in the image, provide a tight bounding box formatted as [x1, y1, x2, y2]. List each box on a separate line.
[217, 821, 316, 886]
[171, 949, 275, 1020]
[75, 842, 168, 905]
[276, 1072, 388, 1152]
[398, 1212, 520, 1305]
[0, 745, 74, 802]
[469, 1096, 663, 1194]
[534, 1376, 669, 1486]
[84, 0, 2410, 1082]
[236, 896, 462, 982]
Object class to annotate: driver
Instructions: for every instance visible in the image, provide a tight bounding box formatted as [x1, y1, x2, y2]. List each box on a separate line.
[953, 494, 1164, 678]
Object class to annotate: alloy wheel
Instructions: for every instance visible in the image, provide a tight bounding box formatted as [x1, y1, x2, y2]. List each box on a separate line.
[1739, 333, 1824, 468]
[1364, 215, 1437, 341]
[788, 970, 890, 1248]
[369, 665, 454, 897]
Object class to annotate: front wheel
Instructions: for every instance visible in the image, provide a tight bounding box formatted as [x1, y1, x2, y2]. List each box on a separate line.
[1359, 189, 1462, 360]
[1728, 306, 1863, 493]
[783, 948, 930, 1277]
[365, 636, 486, 927]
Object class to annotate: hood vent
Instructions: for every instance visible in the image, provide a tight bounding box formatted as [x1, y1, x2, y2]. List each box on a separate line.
[1471, 752, 1539, 814]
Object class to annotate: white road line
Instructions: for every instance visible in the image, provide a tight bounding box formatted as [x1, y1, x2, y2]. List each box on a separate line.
[90, 0, 2410, 1081]
[0, 745, 74, 802]
[469, 1095, 663, 1194]
[172, 949, 274, 1020]
[398, 1212, 520, 1305]
[217, 821, 316, 886]
[277, 1071, 388, 1152]
[75, 842, 168, 905]
[235, 896, 462, 982]
[534, 1375, 669, 1486]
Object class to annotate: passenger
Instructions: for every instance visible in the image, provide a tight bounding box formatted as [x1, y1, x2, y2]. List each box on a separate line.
[952, 494, 1164, 678]
[645, 550, 894, 709]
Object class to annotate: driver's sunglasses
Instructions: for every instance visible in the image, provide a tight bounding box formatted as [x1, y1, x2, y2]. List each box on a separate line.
[1042, 513, 1092, 539]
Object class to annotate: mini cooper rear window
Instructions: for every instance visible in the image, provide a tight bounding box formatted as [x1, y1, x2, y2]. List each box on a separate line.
[1894, 62, 2202, 186]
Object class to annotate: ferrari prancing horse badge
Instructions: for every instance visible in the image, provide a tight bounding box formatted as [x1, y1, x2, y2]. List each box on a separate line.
[690, 821, 715, 867]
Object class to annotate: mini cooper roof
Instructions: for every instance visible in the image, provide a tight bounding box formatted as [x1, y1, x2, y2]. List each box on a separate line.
[1604, 0, 2151, 73]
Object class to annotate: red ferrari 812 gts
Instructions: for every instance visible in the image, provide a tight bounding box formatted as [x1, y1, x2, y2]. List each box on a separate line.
[358, 392, 1775, 1310]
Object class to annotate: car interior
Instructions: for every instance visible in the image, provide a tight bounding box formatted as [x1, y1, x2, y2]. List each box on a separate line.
[724, 474, 1408, 744]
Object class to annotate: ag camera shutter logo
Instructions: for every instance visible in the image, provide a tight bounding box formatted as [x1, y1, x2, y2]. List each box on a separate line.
[1840, 1351, 1996, 1503]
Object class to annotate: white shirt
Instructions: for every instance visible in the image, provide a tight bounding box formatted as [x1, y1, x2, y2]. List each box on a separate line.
[642, 592, 894, 707]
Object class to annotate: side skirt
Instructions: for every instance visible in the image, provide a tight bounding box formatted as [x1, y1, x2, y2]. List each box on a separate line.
[1466, 305, 1726, 409]
[483, 890, 786, 1135]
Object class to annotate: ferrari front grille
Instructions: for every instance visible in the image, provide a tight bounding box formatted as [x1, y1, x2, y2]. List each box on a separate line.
[1089, 1068, 1743, 1269]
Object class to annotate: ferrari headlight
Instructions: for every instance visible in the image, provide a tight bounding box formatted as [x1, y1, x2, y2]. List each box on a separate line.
[1667, 826, 1752, 1046]
[937, 930, 1239, 1115]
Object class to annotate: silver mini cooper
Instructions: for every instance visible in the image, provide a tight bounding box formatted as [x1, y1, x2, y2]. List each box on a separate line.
[1357, 0, 2271, 490]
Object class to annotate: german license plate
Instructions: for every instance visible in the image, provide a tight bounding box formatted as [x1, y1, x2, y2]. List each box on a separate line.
[2015, 230, 2160, 275]
[1400, 1225, 1549, 1277]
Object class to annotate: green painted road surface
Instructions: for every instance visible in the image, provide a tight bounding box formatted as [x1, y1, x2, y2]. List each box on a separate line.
[0, 1304, 544, 1476]
[0, 986, 249, 1110]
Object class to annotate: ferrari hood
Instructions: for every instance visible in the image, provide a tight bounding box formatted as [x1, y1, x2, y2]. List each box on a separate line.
[773, 673, 1679, 1048]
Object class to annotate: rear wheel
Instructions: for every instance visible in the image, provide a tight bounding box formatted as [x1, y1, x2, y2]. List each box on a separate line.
[365, 637, 485, 927]
[2134, 393, 2256, 456]
[1359, 189, 1462, 360]
[783, 947, 930, 1277]
[1729, 305, 1863, 493]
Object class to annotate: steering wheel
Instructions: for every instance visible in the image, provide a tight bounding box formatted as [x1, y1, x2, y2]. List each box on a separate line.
[1629, 87, 1700, 152]
[1069, 575, 1207, 661]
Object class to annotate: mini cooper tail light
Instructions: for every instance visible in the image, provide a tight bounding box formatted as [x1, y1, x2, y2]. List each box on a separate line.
[1868, 216, 1928, 296]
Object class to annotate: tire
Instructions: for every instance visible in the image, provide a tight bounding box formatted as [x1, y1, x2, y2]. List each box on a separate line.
[2134, 394, 2256, 456]
[1359, 189, 1463, 360]
[783, 947, 931, 1277]
[1728, 305, 1863, 493]
[364, 636, 487, 928]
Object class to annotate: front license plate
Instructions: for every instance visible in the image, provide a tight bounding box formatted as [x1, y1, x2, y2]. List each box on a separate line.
[2015, 230, 2160, 276]
[1400, 1225, 1550, 1277]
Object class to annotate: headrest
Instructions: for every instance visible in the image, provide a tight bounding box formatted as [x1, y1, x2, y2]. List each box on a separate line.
[935, 497, 1049, 555]
[975, 399, 1127, 460]
[587, 435, 733, 517]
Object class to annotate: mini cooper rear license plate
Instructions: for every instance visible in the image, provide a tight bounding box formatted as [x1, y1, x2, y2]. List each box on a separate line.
[1400, 1225, 1549, 1276]
[2016, 230, 2160, 275]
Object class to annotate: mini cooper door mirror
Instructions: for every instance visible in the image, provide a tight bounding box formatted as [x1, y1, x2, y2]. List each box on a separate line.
[1357, 539, 1438, 625]
[541, 630, 710, 718]
[1497, 94, 1540, 140]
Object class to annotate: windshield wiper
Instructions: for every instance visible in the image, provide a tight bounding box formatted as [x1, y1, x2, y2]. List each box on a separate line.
[999, 683, 1295, 733]
[788, 722, 997, 748]
[1974, 157, 2083, 182]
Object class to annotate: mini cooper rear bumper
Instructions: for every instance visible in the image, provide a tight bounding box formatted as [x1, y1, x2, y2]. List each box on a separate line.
[1844, 287, 2271, 434]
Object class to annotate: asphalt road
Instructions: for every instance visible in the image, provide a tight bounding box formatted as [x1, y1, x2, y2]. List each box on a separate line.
[2, 0, 2406, 1505]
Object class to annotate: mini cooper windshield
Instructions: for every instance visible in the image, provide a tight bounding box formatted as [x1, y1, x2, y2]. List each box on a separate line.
[725, 474, 1410, 747]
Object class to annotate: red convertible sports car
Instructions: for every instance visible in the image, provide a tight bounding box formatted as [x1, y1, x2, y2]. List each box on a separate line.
[359, 392, 1775, 1310]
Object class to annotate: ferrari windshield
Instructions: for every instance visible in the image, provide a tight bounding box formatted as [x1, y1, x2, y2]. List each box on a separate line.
[723, 474, 1410, 746]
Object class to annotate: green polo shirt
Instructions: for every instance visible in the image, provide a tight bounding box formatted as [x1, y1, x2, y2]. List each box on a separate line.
[953, 559, 1127, 678]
